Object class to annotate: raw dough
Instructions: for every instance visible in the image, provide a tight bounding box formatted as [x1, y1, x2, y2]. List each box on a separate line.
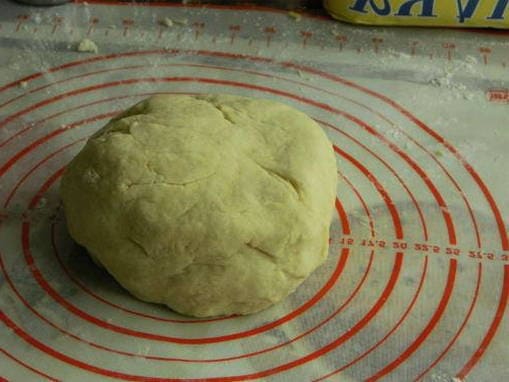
[76, 38, 98, 54]
[60, 94, 337, 317]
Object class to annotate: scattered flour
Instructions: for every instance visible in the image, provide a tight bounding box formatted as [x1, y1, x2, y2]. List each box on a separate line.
[428, 72, 474, 100]
[428, 373, 463, 382]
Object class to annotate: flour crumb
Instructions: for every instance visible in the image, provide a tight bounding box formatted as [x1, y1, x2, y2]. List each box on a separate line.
[161, 17, 173, 27]
[19, 81, 28, 89]
[429, 74, 453, 88]
[288, 11, 302, 22]
[161, 17, 187, 27]
[76, 38, 98, 53]
[173, 18, 188, 26]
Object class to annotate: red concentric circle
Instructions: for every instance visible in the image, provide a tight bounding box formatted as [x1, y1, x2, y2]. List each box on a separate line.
[0, 49, 507, 381]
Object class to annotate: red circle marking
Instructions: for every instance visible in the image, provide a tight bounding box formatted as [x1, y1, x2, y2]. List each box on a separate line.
[0, 112, 116, 178]
[3, 137, 492, 380]
[0, 347, 59, 382]
[284, 60, 506, 250]
[0, 75, 456, 374]
[1, 96, 122, 149]
[217, 253, 404, 382]
[414, 263, 482, 380]
[0, 95, 440, 380]
[0, 64, 145, 111]
[313, 256, 428, 382]
[334, 198, 350, 236]
[366, 259, 457, 381]
[324, 156, 465, 380]
[0, 50, 500, 380]
[0, 75, 472, 382]
[0, 49, 271, 97]
[334, 147, 403, 240]
[0, 62, 324, 115]
[320, 120, 427, 240]
[456, 265, 509, 379]
[0, 246, 241, 363]
[0, 91, 195, 150]
[3, 139, 85, 208]
[328, 110, 454, 244]
[340, 172, 376, 238]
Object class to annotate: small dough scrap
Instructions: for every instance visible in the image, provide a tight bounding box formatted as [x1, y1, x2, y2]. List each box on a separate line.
[161, 17, 173, 27]
[76, 38, 98, 53]
[61, 94, 337, 317]
[288, 11, 302, 22]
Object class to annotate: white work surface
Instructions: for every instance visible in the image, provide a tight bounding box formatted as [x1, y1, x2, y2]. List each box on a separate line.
[0, 1, 508, 381]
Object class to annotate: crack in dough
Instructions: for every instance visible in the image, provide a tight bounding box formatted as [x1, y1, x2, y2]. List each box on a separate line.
[251, 158, 302, 200]
[245, 241, 277, 261]
[124, 172, 216, 189]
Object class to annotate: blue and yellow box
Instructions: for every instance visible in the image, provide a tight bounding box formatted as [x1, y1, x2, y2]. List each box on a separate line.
[324, 0, 509, 28]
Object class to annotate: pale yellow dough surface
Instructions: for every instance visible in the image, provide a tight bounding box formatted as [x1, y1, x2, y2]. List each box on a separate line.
[61, 94, 337, 317]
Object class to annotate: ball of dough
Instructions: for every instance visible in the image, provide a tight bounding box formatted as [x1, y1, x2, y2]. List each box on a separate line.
[61, 94, 337, 317]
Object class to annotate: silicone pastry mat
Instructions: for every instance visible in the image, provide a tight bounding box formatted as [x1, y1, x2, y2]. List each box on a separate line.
[0, 1, 508, 381]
